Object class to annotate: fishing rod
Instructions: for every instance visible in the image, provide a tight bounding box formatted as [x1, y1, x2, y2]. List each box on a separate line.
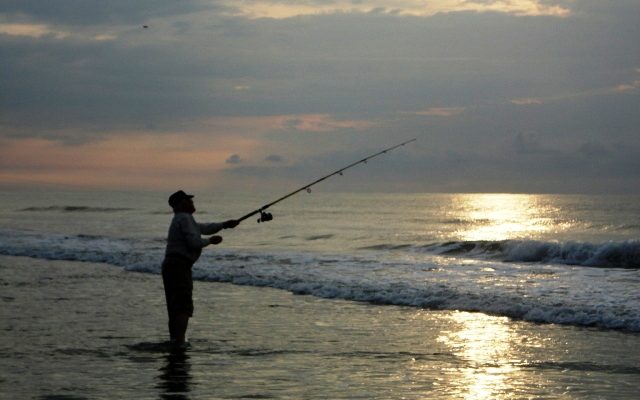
[236, 138, 416, 224]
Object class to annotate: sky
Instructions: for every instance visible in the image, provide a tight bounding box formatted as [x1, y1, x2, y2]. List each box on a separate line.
[1, 0, 639, 194]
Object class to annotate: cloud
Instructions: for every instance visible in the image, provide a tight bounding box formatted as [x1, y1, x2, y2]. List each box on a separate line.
[409, 107, 466, 117]
[222, 0, 571, 19]
[509, 71, 640, 105]
[511, 98, 543, 105]
[513, 132, 548, 155]
[0, 0, 212, 26]
[280, 114, 373, 132]
[613, 80, 640, 93]
[0, 23, 69, 38]
[226, 154, 242, 164]
[265, 154, 285, 163]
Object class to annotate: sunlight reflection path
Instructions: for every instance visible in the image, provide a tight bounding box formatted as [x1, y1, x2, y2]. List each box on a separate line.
[438, 311, 524, 399]
[452, 194, 557, 241]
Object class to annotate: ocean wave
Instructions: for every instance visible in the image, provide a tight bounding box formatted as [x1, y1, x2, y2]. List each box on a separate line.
[524, 361, 640, 375]
[1, 229, 639, 332]
[359, 244, 413, 251]
[619, 224, 640, 230]
[439, 218, 491, 225]
[357, 239, 640, 269]
[18, 206, 133, 213]
[188, 255, 640, 333]
[305, 234, 334, 241]
[417, 240, 640, 269]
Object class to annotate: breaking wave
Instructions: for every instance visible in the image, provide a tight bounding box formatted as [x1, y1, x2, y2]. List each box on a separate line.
[1, 229, 639, 332]
[362, 240, 640, 269]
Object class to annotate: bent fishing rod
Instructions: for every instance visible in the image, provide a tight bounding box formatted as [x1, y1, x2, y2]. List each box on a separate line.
[235, 138, 417, 224]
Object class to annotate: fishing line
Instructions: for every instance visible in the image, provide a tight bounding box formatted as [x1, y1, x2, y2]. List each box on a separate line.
[236, 138, 416, 224]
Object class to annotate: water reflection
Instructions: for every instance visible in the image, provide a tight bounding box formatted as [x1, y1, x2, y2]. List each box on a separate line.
[157, 348, 192, 400]
[452, 194, 555, 241]
[438, 311, 523, 399]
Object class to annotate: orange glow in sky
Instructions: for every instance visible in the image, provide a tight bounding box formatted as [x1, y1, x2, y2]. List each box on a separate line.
[0, 133, 255, 190]
[0, 114, 372, 190]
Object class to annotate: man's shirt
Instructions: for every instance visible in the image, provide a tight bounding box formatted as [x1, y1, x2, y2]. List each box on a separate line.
[165, 212, 224, 263]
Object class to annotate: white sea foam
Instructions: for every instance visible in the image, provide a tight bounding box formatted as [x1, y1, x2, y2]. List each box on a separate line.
[412, 240, 640, 268]
[2, 229, 640, 332]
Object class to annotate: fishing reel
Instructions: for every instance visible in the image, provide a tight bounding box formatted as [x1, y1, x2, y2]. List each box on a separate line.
[257, 211, 273, 223]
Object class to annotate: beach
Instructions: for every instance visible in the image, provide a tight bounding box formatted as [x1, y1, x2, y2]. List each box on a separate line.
[2, 254, 640, 399]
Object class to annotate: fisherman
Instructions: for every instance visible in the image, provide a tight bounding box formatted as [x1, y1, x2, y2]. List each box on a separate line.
[162, 190, 238, 345]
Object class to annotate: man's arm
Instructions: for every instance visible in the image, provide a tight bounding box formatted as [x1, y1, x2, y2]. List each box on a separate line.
[199, 220, 238, 235]
[198, 222, 224, 235]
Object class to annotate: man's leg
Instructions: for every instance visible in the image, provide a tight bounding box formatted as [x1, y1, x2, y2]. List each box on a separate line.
[168, 315, 176, 341]
[171, 314, 190, 343]
[162, 256, 194, 344]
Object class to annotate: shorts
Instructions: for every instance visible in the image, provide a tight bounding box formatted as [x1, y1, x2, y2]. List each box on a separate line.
[162, 255, 194, 317]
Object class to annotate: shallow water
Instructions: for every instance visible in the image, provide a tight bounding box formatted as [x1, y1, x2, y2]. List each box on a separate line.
[2, 256, 639, 399]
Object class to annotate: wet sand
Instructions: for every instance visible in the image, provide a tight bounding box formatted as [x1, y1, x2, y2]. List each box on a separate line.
[2, 255, 640, 399]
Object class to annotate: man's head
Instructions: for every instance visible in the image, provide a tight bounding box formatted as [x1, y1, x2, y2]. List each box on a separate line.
[168, 190, 196, 213]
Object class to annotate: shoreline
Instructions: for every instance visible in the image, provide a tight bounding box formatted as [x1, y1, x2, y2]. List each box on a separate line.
[2, 255, 640, 399]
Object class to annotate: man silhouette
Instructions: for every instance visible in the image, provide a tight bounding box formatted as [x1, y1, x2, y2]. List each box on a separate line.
[162, 190, 238, 345]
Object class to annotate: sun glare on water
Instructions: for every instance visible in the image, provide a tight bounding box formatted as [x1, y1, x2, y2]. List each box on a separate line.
[438, 312, 527, 399]
[452, 194, 555, 241]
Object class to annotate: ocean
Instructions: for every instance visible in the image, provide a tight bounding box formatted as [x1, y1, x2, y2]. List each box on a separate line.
[1, 189, 640, 398]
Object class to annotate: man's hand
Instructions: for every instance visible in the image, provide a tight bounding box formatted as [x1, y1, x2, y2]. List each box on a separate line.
[209, 235, 223, 245]
[223, 219, 239, 229]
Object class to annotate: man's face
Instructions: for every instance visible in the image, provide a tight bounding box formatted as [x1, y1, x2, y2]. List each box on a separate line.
[186, 198, 196, 213]
[177, 198, 196, 214]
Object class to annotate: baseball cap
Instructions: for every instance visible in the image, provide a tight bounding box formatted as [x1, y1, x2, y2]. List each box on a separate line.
[168, 190, 194, 208]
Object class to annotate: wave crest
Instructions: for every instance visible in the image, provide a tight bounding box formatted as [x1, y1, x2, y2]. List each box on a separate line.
[421, 240, 640, 269]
